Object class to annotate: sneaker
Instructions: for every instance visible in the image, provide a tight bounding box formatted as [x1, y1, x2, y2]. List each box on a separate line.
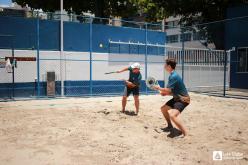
[167, 128, 183, 138]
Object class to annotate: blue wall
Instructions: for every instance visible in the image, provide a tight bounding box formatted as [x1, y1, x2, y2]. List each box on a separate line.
[0, 80, 164, 98]
[0, 16, 165, 53]
[0, 17, 37, 49]
[0, 16, 166, 98]
[225, 5, 248, 89]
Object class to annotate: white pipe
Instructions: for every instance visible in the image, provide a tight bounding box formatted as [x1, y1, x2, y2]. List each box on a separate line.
[109, 40, 225, 51]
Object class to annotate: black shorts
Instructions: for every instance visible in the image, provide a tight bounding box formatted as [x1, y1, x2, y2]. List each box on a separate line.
[165, 98, 189, 113]
[123, 86, 139, 97]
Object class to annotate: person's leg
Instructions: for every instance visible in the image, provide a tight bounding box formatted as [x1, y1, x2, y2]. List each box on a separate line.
[168, 109, 187, 136]
[122, 87, 130, 113]
[161, 98, 175, 129]
[122, 96, 127, 112]
[133, 95, 139, 114]
[161, 104, 173, 129]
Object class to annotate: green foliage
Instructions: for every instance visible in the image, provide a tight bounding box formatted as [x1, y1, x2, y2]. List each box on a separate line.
[13, 0, 138, 18]
[13, 0, 248, 48]
[150, 0, 248, 49]
[131, 0, 168, 22]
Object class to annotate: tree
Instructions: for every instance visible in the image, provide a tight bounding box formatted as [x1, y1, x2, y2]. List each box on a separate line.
[14, 0, 248, 48]
[131, 0, 165, 22]
[14, 0, 138, 18]
[146, 0, 248, 49]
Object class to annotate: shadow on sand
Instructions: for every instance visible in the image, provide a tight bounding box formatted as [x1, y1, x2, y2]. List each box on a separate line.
[160, 127, 183, 138]
[123, 111, 137, 116]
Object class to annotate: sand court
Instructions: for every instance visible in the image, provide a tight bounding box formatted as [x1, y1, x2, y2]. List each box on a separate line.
[0, 93, 248, 164]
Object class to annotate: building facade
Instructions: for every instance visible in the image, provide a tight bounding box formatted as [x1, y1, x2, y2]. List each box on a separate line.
[225, 5, 248, 89]
[164, 16, 215, 49]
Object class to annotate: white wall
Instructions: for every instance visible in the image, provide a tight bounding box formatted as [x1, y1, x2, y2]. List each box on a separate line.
[0, 49, 165, 83]
[0, 49, 229, 92]
[164, 65, 229, 92]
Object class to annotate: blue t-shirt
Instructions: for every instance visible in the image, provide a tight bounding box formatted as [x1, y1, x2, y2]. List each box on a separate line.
[167, 71, 188, 98]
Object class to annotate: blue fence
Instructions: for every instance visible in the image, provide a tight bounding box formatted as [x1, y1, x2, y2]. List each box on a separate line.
[1, 9, 247, 100]
[0, 14, 166, 99]
[0, 16, 165, 51]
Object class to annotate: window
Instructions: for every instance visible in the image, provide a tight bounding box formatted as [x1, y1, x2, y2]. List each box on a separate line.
[237, 48, 248, 72]
[166, 35, 179, 43]
[193, 32, 207, 41]
[180, 33, 192, 42]
[167, 21, 174, 27]
[165, 20, 179, 29]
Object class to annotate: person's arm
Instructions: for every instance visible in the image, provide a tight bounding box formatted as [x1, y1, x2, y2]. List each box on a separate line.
[122, 79, 136, 88]
[154, 75, 177, 96]
[152, 86, 170, 96]
[117, 67, 129, 73]
[153, 86, 172, 95]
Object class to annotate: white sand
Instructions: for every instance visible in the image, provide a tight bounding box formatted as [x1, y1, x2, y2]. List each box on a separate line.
[0, 93, 248, 165]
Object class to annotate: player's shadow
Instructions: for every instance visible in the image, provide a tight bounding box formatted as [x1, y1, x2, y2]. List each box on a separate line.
[123, 111, 137, 116]
[161, 127, 183, 138]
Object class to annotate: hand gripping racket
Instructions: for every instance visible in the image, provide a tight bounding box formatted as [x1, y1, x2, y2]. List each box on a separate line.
[146, 76, 160, 90]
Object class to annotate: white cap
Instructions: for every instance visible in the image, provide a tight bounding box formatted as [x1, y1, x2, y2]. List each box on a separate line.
[130, 62, 141, 69]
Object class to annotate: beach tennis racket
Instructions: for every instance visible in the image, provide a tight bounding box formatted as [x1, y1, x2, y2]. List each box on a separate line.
[146, 77, 160, 90]
[104, 71, 117, 75]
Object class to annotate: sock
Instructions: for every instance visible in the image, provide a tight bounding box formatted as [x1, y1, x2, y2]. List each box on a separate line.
[167, 122, 173, 128]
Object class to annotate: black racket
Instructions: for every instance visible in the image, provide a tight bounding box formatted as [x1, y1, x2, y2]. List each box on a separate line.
[104, 71, 117, 75]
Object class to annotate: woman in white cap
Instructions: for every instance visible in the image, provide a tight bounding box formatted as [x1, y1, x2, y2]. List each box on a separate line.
[117, 63, 142, 115]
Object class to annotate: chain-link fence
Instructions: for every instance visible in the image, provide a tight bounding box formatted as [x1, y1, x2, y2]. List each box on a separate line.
[0, 33, 37, 99]
[0, 11, 248, 100]
[165, 47, 230, 94]
[162, 15, 248, 98]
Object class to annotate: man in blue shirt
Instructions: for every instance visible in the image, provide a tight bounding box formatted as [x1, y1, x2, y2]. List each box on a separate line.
[154, 58, 190, 137]
[117, 63, 142, 115]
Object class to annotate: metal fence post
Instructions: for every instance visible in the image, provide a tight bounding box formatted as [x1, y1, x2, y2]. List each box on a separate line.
[60, 0, 65, 97]
[108, 42, 110, 54]
[164, 29, 166, 88]
[181, 29, 185, 82]
[89, 16, 93, 96]
[11, 35, 14, 98]
[145, 23, 148, 95]
[128, 43, 130, 54]
[223, 50, 227, 97]
[36, 11, 40, 97]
